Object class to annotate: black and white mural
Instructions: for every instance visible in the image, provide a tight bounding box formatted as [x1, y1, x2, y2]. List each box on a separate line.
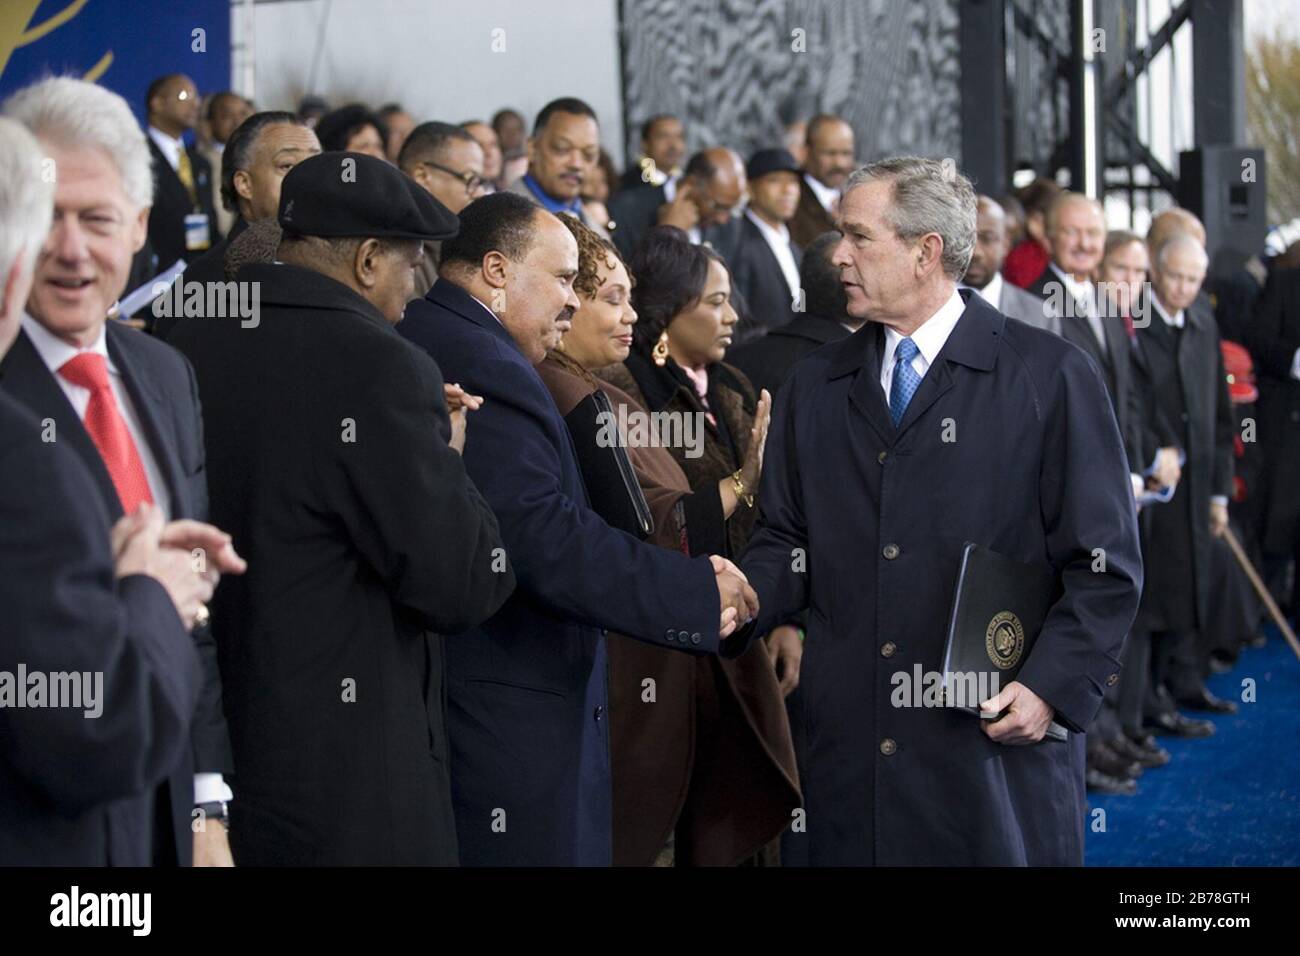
[619, 0, 963, 167]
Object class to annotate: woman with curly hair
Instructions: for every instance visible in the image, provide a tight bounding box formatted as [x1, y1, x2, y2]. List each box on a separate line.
[535, 214, 798, 866]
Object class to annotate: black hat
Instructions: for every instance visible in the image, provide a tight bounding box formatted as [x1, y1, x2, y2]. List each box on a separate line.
[746, 148, 801, 181]
[278, 151, 459, 242]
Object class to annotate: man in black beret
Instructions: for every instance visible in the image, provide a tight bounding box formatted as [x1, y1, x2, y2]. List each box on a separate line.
[169, 152, 516, 864]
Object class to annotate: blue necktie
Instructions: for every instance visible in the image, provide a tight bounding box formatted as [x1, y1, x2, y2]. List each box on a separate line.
[889, 337, 921, 427]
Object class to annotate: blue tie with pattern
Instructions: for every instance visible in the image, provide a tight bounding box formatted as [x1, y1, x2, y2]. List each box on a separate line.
[889, 337, 922, 427]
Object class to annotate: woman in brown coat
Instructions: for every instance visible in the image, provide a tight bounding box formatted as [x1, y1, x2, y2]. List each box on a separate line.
[537, 216, 799, 866]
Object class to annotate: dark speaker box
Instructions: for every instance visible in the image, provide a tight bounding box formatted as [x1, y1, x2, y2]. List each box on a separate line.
[1177, 147, 1267, 279]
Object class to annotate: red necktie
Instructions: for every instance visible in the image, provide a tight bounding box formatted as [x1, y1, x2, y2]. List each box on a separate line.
[1122, 313, 1136, 340]
[58, 352, 154, 514]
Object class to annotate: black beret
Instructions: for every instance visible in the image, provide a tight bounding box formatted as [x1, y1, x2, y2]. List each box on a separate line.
[278, 151, 459, 242]
[746, 148, 801, 181]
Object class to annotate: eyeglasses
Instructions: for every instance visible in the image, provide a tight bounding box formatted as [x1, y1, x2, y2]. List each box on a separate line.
[420, 161, 486, 196]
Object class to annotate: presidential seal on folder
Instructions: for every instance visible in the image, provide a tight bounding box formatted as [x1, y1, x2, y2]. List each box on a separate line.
[941, 542, 1068, 742]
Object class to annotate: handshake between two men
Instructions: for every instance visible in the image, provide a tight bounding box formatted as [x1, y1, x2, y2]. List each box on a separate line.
[711, 555, 759, 640]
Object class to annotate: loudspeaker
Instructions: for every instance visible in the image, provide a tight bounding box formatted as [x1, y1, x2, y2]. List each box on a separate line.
[1177, 147, 1267, 279]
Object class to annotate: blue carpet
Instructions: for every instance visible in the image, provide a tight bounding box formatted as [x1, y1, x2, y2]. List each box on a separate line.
[1085, 624, 1300, 866]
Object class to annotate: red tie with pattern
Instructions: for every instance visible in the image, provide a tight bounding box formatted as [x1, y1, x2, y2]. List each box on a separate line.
[57, 352, 154, 514]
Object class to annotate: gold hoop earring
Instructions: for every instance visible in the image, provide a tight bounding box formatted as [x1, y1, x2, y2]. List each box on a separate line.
[653, 330, 670, 367]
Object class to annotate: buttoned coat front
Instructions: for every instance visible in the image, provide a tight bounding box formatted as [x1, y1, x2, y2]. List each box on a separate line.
[739, 291, 1143, 865]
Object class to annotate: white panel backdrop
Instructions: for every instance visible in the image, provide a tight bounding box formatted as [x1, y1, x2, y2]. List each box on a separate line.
[239, 0, 625, 160]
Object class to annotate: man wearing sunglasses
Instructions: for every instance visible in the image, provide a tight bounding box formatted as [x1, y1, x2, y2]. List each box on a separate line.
[399, 121, 488, 296]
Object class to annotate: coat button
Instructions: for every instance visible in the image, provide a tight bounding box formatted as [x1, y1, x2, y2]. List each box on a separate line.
[1106, 673, 1119, 687]
[690, 632, 701, 645]
[594, 705, 604, 721]
[665, 629, 676, 642]
[880, 738, 897, 755]
[881, 641, 897, 658]
[678, 630, 690, 643]
[877, 450, 888, 464]
[882, 543, 900, 560]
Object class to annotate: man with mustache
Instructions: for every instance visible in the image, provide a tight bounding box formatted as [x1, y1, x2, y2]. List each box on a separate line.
[505, 98, 609, 240]
[788, 114, 856, 248]
[398, 191, 759, 866]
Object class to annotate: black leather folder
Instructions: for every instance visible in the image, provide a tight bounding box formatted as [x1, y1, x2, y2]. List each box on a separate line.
[941, 542, 1068, 742]
[564, 389, 654, 539]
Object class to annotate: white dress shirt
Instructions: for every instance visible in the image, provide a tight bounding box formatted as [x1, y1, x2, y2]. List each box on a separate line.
[804, 173, 839, 215]
[744, 209, 801, 298]
[879, 289, 966, 400]
[147, 125, 184, 173]
[974, 272, 1004, 310]
[24, 315, 172, 521]
[23, 315, 232, 805]
[1049, 263, 1107, 353]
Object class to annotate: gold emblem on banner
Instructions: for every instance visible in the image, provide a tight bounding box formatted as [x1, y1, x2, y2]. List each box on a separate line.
[985, 611, 1024, 670]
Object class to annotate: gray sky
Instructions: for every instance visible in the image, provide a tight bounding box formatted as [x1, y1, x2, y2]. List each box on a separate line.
[1245, 0, 1300, 43]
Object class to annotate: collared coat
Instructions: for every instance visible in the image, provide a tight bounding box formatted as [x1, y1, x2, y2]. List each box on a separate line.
[397, 278, 726, 867]
[739, 291, 1143, 865]
[1131, 291, 1235, 632]
[169, 262, 515, 865]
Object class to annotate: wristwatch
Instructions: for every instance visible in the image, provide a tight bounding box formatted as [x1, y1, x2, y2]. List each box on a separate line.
[194, 799, 230, 831]
[730, 470, 754, 509]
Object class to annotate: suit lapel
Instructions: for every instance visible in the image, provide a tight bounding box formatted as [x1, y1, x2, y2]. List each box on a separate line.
[106, 324, 186, 514]
[0, 330, 124, 519]
[839, 325, 896, 446]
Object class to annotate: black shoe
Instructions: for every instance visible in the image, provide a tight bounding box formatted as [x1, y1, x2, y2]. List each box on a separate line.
[1246, 632, 1267, 649]
[1088, 741, 1143, 780]
[1109, 733, 1171, 768]
[1174, 686, 1238, 715]
[1087, 767, 1138, 795]
[1144, 710, 1216, 738]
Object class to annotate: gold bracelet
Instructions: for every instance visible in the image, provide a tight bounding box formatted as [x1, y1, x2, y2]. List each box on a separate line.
[730, 470, 754, 509]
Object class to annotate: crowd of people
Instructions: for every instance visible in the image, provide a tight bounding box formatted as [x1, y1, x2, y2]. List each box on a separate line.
[0, 69, 1294, 868]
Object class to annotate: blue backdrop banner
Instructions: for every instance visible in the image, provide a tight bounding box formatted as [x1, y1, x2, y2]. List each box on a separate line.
[0, 0, 231, 129]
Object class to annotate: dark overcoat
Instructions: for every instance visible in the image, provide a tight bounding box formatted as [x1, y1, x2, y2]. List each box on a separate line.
[1244, 267, 1300, 555]
[169, 262, 515, 865]
[1131, 292, 1235, 632]
[397, 278, 725, 867]
[739, 291, 1143, 865]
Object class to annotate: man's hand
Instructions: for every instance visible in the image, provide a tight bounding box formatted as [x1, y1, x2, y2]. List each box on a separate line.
[1153, 446, 1181, 488]
[657, 179, 700, 232]
[765, 624, 802, 696]
[710, 555, 758, 639]
[979, 681, 1055, 745]
[1209, 499, 1229, 538]
[444, 382, 483, 455]
[193, 825, 235, 867]
[115, 504, 217, 629]
[160, 519, 247, 578]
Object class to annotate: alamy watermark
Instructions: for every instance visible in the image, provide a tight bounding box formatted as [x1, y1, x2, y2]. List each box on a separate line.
[596, 406, 706, 459]
[152, 279, 261, 328]
[0, 664, 102, 718]
[891, 664, 1001, 710]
